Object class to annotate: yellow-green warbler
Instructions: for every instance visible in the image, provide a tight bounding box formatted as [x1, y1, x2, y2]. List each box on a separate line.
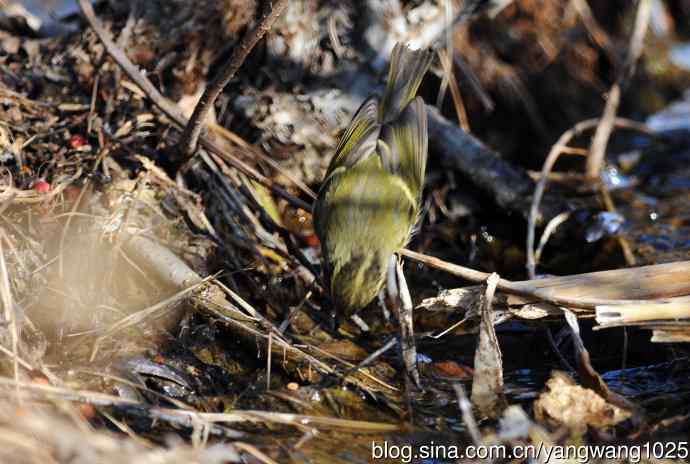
[313, 43, 433, 320]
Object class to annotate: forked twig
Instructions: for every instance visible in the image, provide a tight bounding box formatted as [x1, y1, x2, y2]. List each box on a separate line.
[526, 117, 651, 279]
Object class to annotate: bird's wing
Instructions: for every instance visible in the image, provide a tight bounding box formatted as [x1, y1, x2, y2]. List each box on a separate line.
[325, 96, 381, 176]
[379, 44, 434, 123]
[378, 96, 428, 200]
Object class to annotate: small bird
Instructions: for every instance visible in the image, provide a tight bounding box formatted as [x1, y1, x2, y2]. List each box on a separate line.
[313, 43, 433, 322]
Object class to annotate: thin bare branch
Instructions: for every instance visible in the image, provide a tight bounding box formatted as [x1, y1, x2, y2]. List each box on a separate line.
[77, 0, 310, 211]
[526, 117, 652, 279]
[585, 0, 651, 178]
[179, 0, 289, 159]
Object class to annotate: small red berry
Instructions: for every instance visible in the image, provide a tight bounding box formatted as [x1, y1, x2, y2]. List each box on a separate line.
[64, 185, 81, 203]
[304, 233, 320, 248]
[77, 403, 96, 420]
[68, 134, 86, 149]
[29, 371, 50, 385]
[33, 180, 50, 193]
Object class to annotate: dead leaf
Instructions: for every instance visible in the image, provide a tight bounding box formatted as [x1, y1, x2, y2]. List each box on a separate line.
[534, 371, 631, 433]
[508, 301, 562, 319]
[471, 273, 506, 419]
[317, 339, 368, 362]
[430, 360, 473, 380]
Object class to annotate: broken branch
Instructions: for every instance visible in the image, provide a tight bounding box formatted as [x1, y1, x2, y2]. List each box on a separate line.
[178, 0, 289, 160]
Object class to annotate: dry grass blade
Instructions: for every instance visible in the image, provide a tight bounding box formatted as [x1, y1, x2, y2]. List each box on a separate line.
[599, 296, 690, 341]
[201, 298, 397, 392]
[391, 257, 420, 388]
[453, 383, 482, 444]
[437, 48, 470, 132]
[571, 0, 618, 65]
[304, 344, 399, 392]
[0, 376, 245, 438]
[0, 375, 400, 433]
[513, 261, 690, 302]
[209, 123, 316, 199]
[58, 180, 90, 278]
[0, 232, 19, 400]
[0, 344, 32, 371]
[234, 443, 279, 464]
[651, 329, 690, 343]
[90, 276, 211, 361]
[0, 376, 139, 406]
[563, 311, 637, 412]
[196, 410, 400, 433]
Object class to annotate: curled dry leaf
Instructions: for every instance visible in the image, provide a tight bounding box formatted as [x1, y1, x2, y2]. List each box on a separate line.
[471, 273, 506, 419]
[534, 371, 631, 433]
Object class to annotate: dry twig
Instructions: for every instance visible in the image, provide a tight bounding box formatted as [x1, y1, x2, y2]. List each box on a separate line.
[585, 0, 650, 178]
[526, 117, 651, 279]
[76, 0, 310, 211]
[179, 0, 289, 160]
[563, 311, 636, 412]
[571, 0, 618, 66]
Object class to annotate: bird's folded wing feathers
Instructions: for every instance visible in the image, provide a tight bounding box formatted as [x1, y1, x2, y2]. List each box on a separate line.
[378, 97, 428, 200]
[379, 44, 434, 123]
[325, 97, 381, 175]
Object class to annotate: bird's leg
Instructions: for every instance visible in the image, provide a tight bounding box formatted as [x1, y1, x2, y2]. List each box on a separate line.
[386, 254, 421, 389]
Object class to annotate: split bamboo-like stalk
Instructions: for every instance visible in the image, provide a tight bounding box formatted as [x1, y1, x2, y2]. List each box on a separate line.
[421, 260, 690, 312]
[509, 260, 690, 302]
[596, 296, 690, 325]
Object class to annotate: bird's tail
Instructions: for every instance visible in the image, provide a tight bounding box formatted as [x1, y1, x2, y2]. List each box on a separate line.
[379, 43, 434, 124]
